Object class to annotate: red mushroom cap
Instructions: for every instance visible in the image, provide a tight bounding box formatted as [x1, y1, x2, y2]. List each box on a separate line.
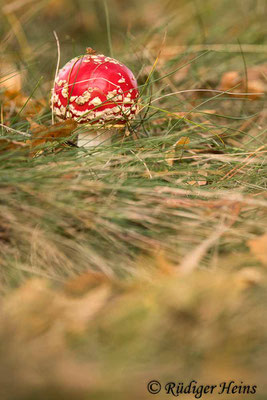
[51, 53, 139, 126]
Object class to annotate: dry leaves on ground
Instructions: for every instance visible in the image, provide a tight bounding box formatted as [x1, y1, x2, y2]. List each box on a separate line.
[219, 65, 267, 99]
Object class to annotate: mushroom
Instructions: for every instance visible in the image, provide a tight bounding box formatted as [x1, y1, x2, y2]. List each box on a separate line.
[51, 49, 139, 148]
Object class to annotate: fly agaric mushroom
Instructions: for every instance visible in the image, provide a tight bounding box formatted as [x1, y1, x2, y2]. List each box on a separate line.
[51, 49, 139, 147]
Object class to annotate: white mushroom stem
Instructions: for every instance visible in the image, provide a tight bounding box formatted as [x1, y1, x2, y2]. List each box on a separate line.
[77, 125, 124, 148]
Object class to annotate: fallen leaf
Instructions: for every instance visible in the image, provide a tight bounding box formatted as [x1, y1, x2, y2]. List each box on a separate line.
[165, 137, 190, 166]
[0, 138, 29, 152]
[187, 179, 207, 186]
[29, 119, 77, 155]
[187, 164, 208, 186]
[219, 65, 267, 100]
[0, 62, 23, 94]
[174, 136, 190, 147]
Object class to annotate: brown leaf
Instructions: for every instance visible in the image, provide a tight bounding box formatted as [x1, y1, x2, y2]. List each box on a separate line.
[0, 138, 29, 152]
[248, 234, 267, 266]
[220, 71, 241, 91]
[165, 137, 190, 166]
[187, 179, 207, 186]
[0, 120, 76, 158]
[174, 136, 190, 147]
[26, 118, 42, 131]
[188, 166, 208, 186]
[219, 65, 267, 100]
[1, 91, 45, 120]
[0, 62, 23, 94]
[29, 119, 77, 153]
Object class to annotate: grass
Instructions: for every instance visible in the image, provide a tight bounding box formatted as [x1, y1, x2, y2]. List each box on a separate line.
[0, 0, 267, 399]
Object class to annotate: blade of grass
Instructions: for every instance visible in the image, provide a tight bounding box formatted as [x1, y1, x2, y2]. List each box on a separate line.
[103, 0, 113, 58]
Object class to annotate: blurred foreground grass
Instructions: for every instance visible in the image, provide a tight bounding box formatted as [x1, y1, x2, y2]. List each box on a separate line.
[0, 0, 267, 399]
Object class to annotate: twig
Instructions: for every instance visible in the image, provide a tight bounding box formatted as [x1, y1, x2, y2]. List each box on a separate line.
[0, 123, 30, 137]
[52, 30, 61, 125]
